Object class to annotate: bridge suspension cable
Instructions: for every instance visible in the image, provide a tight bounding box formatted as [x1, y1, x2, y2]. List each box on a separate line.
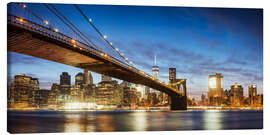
[46, 4, 101, 50]
[73, 4, 134, 66]
[16, 3, 90, 49]
[16, 3, 51, 28]
[43, 4, 100, 50]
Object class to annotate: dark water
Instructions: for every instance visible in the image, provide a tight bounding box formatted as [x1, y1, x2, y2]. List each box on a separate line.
[7, 110, 263, 133]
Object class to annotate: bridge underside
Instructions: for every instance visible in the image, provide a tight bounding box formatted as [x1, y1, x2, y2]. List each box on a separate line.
[170, 95, 187, 110]
[8, 24, 187, 110]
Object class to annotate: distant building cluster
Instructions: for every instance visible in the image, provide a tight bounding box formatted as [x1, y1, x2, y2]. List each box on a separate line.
[197, 73, 263, 108]
[7, 69, 173, 110]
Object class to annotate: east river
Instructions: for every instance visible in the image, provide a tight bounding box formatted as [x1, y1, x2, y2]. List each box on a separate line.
[7, 110, 263, 133]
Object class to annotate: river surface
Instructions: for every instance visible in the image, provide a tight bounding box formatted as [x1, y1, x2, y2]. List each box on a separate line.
[7, 110, 263, 133]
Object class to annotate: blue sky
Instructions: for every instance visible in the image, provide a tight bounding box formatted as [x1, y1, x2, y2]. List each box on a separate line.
[8, 3, 263, 99]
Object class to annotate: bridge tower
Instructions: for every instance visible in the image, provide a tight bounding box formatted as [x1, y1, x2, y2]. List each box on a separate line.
[170, 79, 187, 110]
[169, 68, 187, 110]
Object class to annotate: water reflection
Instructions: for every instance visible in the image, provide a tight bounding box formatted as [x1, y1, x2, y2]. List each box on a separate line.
[131, 112, 148, 131]
[203, 110, 223, 130]
[96, 115, 114, 131]
[64, 112, 84, 132]
[7, 110, 263, 133]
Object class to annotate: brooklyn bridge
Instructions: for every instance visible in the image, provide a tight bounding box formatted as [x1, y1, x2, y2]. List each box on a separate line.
[7, 3, 187, 110]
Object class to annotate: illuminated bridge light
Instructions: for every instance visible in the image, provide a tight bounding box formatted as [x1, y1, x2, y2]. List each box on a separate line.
[120, 53, 124, 56]
[109, 42, 113, 45]
[44, 21, 49, 25]
[103, 35, 107, 39]
[23, 4, 26, 8]
[19, 18, 24, 23]
[79, 47, 82, 50]
[89, 18, 92, 22]
[54, 28, 58, 32]
[73, 44, 77, 48]
[115, 48, 119, 51]
[125, 58, 128, 61]
[71, 39, 76, 44]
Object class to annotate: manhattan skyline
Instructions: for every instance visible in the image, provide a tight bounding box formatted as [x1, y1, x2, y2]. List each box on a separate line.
[7, 3, 263, 99]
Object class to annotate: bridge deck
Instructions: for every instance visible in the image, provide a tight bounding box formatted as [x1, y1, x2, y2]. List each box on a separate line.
[7, 15, 180, 96]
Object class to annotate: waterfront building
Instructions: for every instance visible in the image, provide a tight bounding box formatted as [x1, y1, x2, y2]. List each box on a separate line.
[114, 85, 124, 107]
[222, 89, 232, 106]
[95, 80, 118, 108]
[123, 87, 138, 108]
[201, 94, 207, 106]
[84, 84, 96, 103]
[71, 84, 84, 103]
[33, 89, 50, 108]
[135, 84, 145, 100]
[60, 72, 71, 102]
[48, 83, 60, 108]
[257, 94, 263, 106]
[230, 83, 244, 106]
[208, 73, 223, 106]
[75, 72, 84, 86]
[248, 85, 257, 106]
[9, 74, 40, 108]
[84, 69, 93, 85]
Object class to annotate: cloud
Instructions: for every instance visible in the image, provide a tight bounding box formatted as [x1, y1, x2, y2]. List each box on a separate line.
[191, 33, 225, 48]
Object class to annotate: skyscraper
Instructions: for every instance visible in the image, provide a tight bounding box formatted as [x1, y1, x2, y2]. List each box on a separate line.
[101, 74, 112, 82]
[9, 74, 40, 108]
[248, 85, 257, 106]
[75, 72, 84, 86]
[230, 83, 244, 106]
[60, 72, 71, 85]
[208, 73, 223, 106]
[169, 68, 176, 85]
[84, 69, 93, 85]
[151, 55, 159, 95]
[60, 72, 71, 101]
[152, 55, 159, 79]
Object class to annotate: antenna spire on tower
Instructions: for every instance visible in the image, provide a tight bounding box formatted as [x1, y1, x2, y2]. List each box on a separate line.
[154, 54, 157, 66]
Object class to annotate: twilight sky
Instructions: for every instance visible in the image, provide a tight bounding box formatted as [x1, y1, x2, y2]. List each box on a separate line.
[7, 3, 263, 99]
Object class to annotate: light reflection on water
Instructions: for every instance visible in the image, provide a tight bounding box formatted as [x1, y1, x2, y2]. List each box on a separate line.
[203, 111, 222, 130]
[132, 112, 147, 131]
[7, 110, 263, 133]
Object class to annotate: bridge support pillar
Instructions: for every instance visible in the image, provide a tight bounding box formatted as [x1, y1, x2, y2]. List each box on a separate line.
[170, 95, 187, 110]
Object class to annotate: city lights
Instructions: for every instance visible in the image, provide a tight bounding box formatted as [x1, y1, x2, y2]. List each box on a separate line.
[64, 102, 97, 110]
[208, 77, 216, 88]
[71, 39, 76, 44]
[44, 20, 49, 25]
[54, 28, 59, 32]
[19, 18, 24, 23]
[6, 3, 264, 133]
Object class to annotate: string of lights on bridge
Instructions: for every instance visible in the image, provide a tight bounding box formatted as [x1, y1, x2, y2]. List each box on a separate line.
[13, 3, 174, 90]
[20, 3, 135, 67]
